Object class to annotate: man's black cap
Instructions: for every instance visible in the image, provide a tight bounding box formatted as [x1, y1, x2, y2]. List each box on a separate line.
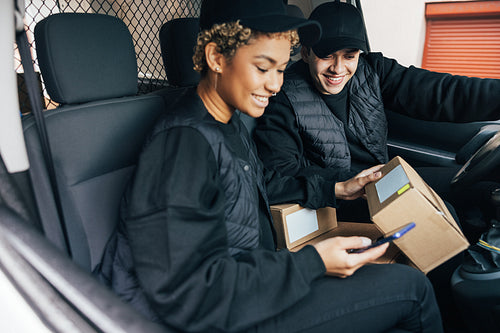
[306, 2, 368, 58]
[199, 0, 321, 46]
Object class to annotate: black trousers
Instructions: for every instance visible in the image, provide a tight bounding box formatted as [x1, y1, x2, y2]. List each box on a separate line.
[248, 263, 443, 333]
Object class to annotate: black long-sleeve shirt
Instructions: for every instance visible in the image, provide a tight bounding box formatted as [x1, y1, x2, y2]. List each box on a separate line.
[122, 103, 338, 331]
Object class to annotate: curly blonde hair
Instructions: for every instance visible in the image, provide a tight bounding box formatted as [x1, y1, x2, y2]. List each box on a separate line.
[193, 21, 299, 75]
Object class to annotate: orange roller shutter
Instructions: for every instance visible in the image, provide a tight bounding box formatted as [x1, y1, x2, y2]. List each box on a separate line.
[422, 1, 500, 79]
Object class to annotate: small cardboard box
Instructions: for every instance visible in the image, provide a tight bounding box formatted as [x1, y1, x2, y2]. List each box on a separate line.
[270, 204, 404, 264]
[365, 156, 469, 274]
[270, 204, 337, 250]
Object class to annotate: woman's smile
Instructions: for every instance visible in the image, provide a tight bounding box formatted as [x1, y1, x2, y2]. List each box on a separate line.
[252, 93, 271, 107]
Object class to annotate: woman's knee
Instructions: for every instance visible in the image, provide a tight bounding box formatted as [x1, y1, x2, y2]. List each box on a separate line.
[384, 264, 435, 300]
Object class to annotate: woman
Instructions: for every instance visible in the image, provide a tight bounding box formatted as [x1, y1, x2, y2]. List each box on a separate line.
[98, 0, 443, 332]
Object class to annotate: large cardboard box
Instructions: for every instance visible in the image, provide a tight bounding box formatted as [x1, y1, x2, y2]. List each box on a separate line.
[270, 204, 403, 264]
[365, 156, 469, 273]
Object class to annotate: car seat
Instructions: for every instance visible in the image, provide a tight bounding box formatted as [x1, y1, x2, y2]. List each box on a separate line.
[159, 17, 200, 88]
[23, 13, 165, 272]
[153, 17, 200, 107]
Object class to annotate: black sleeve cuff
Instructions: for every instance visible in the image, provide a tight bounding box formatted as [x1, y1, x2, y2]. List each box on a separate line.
[321, 179, 337, 208]
[292, 245, 326, 282]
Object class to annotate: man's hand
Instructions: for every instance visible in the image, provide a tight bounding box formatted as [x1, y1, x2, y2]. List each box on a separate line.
[313, 236, 389, 278]
[335, 165, 384, 200]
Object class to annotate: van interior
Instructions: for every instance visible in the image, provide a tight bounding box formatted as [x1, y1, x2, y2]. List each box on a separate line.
[1, 0, 500, 332]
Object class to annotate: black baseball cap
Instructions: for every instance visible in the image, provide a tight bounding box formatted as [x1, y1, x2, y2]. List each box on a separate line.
[306, 2, 368, 58]
[199, 0, 321, 46]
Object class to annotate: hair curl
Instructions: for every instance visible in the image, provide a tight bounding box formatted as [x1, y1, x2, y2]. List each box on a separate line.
[193, 21, 299, 75]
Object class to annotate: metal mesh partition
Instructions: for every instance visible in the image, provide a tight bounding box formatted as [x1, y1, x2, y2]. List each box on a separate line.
[16, 0, 201, 114]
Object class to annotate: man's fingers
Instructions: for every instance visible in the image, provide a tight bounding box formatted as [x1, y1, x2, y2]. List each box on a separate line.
[357, 164, 384, 178]
[357, 170, 382, 186]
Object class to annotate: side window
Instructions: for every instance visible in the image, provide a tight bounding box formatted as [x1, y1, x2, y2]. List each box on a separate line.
[16, 0, 202, 114]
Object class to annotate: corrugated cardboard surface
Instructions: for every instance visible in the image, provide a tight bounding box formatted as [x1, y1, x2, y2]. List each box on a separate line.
[366, 156, 469, 273]
[270, 204, 337, 249]
[290, 222, 405, 265]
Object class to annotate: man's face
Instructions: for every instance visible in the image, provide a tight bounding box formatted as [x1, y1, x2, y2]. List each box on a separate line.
[302, 47, 361, 95]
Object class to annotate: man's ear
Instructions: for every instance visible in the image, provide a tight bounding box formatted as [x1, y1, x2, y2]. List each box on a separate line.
[301, 46, 310, 63]
[205, 42, 224, 73]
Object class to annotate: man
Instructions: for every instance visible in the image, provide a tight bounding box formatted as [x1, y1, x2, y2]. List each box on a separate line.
[254, 3, 500, 330]
[254, 1, 500, 222]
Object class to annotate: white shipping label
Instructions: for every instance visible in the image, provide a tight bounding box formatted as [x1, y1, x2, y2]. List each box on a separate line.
[375, 164, 410, 203]
[285, 208, 319, 243]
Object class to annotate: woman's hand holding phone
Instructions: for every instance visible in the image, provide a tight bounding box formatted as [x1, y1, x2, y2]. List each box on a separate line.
[348, 222, 416, 254]
[313, 222, 415, 278]
[313, 236, 389, 278]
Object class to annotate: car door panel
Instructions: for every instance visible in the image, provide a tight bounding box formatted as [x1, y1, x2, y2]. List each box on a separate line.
[386, 110, 500, 168]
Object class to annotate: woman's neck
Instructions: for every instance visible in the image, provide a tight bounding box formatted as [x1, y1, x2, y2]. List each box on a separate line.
[197, 77, 234, 124]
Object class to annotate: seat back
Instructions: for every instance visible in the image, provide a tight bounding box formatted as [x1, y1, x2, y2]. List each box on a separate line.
[24, 13, 165, 271]
[159, 17, 200, 88]
[153, 17, 201, 106]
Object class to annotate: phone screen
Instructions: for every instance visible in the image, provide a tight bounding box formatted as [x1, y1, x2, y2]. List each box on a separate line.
[348, 222, 415, 253]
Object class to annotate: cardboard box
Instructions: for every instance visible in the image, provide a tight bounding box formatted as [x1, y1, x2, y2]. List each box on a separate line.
[365, 156, 469, 273]
[270, 204, 404, 264]
[270, 204, 337, 250]
[291, 221, 405, 264]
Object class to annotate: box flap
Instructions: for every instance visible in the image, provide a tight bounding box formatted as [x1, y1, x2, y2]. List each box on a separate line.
[271, 203, 306, 214]
[399, 158, 464, 237]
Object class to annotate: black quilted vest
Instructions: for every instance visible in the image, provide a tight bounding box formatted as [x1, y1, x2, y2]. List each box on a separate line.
[150, 99, 267, 256]
[95, 90, 270, 322]
[283, 58, 388, 171]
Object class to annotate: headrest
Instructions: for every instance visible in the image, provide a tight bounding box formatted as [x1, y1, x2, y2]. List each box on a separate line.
[159, 17, 200, 87]
[35, 13, 138, 105]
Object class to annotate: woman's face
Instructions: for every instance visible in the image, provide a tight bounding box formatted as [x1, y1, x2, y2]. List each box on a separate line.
[217, 35, 291, 118]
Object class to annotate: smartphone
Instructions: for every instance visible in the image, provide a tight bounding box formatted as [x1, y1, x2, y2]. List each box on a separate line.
[348, 222, 416, 253]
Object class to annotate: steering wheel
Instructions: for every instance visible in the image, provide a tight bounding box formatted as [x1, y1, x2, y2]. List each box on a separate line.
[451, 131, 500, 189]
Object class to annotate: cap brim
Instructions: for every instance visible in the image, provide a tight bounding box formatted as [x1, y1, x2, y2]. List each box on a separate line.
[240, 15, 321, 46]
[311, 36, 367, 58]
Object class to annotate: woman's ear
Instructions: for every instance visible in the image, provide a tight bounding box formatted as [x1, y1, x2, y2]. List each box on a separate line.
[205, 42, 224, 74]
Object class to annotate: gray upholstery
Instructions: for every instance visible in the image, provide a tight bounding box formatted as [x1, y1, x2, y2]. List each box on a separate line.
[153, 17, 200, 108]
[159, 17, 200, 87]
[34, 13, 138, 104]
[24, 13, 165, 271]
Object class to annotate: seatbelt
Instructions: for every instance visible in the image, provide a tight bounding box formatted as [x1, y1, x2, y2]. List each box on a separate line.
[15, 26, 73, 257]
